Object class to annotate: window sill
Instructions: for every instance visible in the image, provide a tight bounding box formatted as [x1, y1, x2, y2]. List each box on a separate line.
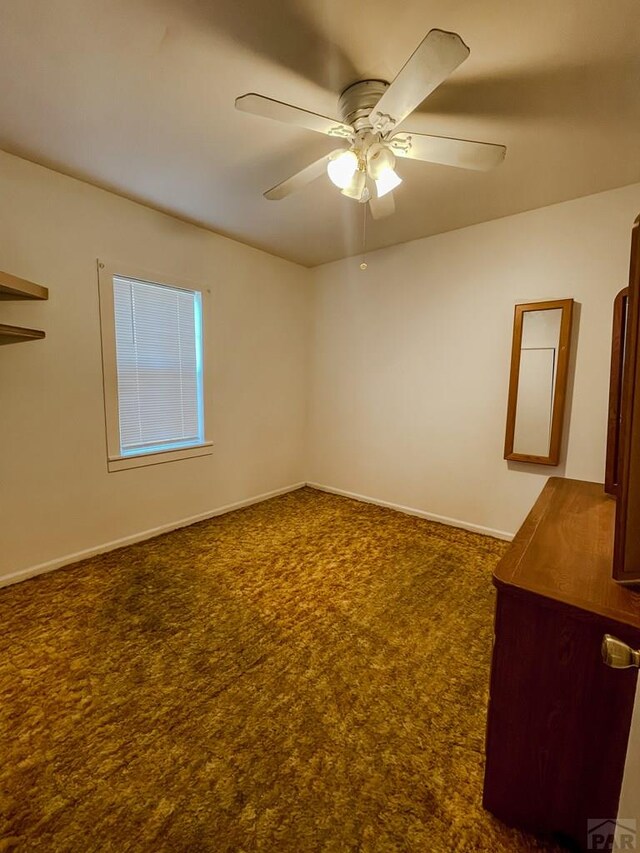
[108, 442, 213, 472]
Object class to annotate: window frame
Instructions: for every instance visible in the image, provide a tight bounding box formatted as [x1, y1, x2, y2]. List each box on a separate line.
[97, 259, 213, 472]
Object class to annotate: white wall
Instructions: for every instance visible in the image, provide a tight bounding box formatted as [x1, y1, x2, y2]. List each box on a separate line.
[0, 151, 310, 583]
[308, 183, 640, 538]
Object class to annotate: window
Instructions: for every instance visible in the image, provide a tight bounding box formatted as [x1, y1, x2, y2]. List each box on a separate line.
[98, 261, 211, 471]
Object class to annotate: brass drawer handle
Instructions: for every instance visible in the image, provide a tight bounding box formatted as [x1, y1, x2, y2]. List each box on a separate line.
[602, 634, 640, 669]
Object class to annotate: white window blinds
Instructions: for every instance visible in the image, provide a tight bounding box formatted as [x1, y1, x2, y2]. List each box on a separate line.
[112, 276, 204, 457]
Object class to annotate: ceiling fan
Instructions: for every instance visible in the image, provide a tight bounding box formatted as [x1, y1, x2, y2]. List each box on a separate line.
[235, 28, 506, 220]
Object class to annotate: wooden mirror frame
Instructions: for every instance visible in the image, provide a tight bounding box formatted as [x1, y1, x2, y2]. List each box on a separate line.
[504, 298, 574, 466]
[605, 287, 629, 496]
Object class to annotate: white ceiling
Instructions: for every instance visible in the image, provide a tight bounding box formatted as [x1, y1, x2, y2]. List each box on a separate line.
[1, 0, 639, 267]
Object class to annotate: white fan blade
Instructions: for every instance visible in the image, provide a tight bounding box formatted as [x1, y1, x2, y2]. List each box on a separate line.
[369, 190, 395, 220]
[370, 29, 470, 134]
[236, 94, 353, 139]
[389, 132, 506, 171]
[264, 149, 346, 200]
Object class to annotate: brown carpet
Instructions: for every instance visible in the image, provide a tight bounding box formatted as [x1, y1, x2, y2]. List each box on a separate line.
[0, 487, 564, 852]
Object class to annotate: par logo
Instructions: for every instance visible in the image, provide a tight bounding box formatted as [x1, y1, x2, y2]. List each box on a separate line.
[587, 819, 637, 851]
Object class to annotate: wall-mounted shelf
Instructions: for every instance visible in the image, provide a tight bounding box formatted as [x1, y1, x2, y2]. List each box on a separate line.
[0, 270, 49, 301]
[0, 323, 46, 345]
[0, 269, 48, 344]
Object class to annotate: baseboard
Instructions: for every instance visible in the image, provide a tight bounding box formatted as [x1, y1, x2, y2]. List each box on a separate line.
[306, 482, 515, 542]
[0, 482, 306, 589]
[1, 480, 512, 589]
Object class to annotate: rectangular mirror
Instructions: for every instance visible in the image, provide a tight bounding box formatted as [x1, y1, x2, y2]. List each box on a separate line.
[504, 299, 574, 465]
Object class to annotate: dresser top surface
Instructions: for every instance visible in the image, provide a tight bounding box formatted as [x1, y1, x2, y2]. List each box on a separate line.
[495, 477, 640, 629]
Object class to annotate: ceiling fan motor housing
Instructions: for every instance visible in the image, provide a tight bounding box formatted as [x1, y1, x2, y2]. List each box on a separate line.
[339, 80, 389, 134]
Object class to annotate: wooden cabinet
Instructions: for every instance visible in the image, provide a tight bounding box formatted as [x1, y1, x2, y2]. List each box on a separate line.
[483, 478, 640, 850]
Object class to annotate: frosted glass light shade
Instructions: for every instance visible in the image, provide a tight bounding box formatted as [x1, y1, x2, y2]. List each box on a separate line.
[341, 170, 366, 200]
[375, 168, 402, 198]
[327, 150, 358, 189]
[367, 144, 395, 180]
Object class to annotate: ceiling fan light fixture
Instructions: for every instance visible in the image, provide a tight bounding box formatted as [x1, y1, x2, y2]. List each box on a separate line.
[341, 169, 366, 200]
[327, 150, 358, 189]
[375, 168, 402, 198]
[366, 144, 395, 180]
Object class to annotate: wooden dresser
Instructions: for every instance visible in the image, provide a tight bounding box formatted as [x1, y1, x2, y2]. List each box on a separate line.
[483, 477, 640, 850]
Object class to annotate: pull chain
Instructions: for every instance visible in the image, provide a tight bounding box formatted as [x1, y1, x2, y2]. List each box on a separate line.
[360, 202, 368, 271]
